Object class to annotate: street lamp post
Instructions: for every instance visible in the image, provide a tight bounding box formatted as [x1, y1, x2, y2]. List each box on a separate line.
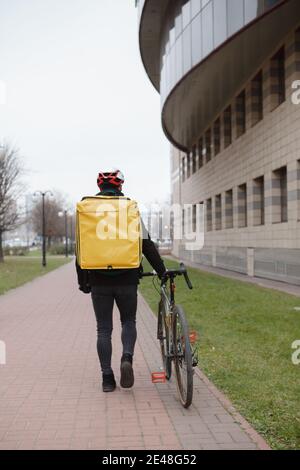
[33, 191, 53, 267]
[64, 210, 68, 258]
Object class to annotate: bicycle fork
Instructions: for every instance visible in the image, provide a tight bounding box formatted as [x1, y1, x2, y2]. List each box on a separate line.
[189, 331, 199, 368]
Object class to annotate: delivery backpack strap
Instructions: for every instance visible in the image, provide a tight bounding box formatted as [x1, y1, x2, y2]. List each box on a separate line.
[81, 196, 131, 201]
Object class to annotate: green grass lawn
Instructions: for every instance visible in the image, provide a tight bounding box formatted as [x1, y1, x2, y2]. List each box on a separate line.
[139, 258, 300, 450]
[24, 249, 43, 257]
[0, 256, 71, 295]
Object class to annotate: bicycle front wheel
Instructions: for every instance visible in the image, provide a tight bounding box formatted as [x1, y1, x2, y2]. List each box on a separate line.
[172, 305, 193, 408]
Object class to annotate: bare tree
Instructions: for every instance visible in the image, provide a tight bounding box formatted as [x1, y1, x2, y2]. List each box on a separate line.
[0, 145, 24, 262]
[31, 191, 70, 247]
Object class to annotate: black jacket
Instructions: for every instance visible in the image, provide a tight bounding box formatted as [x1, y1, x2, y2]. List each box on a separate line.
[75, 190, 166, 291]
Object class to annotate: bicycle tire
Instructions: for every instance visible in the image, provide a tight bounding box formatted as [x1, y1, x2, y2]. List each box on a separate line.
[157, 300, 172, 380]
[172, 305, 193, 408]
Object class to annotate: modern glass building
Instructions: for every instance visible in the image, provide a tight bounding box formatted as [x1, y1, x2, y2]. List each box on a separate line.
[137, 0, 300, 285]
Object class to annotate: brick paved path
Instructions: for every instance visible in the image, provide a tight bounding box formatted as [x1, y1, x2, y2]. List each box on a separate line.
[0, 263, 270, 450]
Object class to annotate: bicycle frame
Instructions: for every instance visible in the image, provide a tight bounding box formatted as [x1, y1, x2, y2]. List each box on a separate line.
[160, 276, 177, 360]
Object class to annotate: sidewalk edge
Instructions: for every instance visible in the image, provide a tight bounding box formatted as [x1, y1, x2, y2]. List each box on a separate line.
[193, 367, 271, 450]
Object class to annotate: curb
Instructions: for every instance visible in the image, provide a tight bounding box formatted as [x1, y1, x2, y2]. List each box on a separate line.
[194, 367, 271, 450]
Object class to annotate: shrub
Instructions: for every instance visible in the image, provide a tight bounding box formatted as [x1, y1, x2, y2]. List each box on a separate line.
[3, 246, 29, 256]
[48, 244, 74, 255]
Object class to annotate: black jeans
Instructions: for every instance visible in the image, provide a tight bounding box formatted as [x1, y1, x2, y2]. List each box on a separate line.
[91, 285, 138, 375]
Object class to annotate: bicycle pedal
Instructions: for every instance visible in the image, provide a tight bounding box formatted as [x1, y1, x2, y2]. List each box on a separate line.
[151, 372, 166, 384]
[189, 331, 198, 344]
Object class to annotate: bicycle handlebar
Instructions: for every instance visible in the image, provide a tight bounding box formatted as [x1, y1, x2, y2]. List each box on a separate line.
[179, 263, 193, 290]
[142, 263, 193, 290]
[142, 272, 156, 278]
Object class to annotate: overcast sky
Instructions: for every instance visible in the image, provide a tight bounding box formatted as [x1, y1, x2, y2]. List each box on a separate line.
[0, 0, 170, 209]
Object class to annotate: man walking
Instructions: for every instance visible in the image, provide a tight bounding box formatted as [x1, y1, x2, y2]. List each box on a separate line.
[76, 169, 166, 392]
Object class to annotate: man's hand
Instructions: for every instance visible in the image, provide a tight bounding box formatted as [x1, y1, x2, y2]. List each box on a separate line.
[158, 270, 168, 281]
[79, 285, 91, 294]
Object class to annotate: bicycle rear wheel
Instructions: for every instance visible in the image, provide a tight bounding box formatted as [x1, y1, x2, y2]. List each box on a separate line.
[157, 300, 172, 380]
[172, 305, 193, 408]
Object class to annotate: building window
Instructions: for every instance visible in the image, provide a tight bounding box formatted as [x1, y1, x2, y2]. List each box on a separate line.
[251, 71, 263, 126]
[253, 176, 265, 226]
[245, 0, 259, 22]
[272, 166, 288, 223]
[198, 138, 203, 169]
[170, 210, 174, 242]
[205, 129, 212, 163]
[182, 1, 191, 29]
[270, 46, 286, 110]
[182, 205, 197, 237]
[187, 152, 191, 179]
[236, 90, 246, 138]
[175, 3, 182, 39]
[227, 0, 244, 36]
[206, 198, 212, 232]
[215, 194, 222, 230]
[223, 106, 232, 148]
[181, 156, 186, 182]
[175, 35, 183, 82]
[225, 189, 233, 229]
[191, 10, 202, 66]
[202, 1, 213, 57]
[213, 0, 227, 48]
[187, 205, 193, 235]
[191, 0, 201, 19]
[213, 118, 221, 156]
[199, 201, 204, 234]
[192, 204, 197, 232]
[192, 146, 197, 174]
[183, 26, 192, 75]
[237, 183, 247, 228]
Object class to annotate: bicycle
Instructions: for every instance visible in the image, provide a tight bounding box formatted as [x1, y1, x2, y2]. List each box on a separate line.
[142, 263, 198, 408]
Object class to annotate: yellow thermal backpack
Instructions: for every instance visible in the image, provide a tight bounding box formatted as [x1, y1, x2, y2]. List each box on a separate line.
[76, 196, 142, 270]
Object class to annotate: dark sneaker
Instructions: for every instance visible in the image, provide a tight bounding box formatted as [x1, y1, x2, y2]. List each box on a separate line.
[120, 354, 134, 388]
[102, 373, 116, 393]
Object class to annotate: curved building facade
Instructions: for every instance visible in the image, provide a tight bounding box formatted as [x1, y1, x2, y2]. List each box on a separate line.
[138, 0, 300, 285]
